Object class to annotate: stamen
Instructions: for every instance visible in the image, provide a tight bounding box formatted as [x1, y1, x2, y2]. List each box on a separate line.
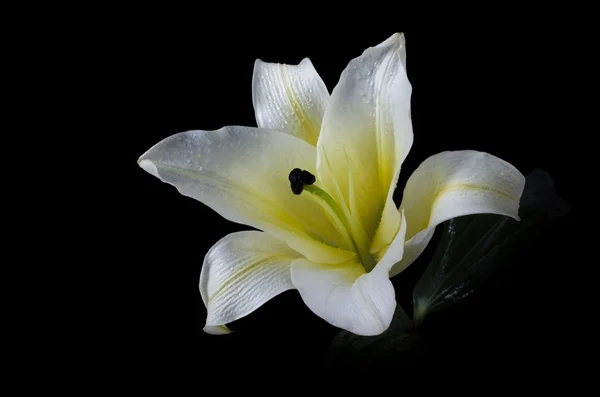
[288, 168, 375, 270]
[288, 168, 315, 195]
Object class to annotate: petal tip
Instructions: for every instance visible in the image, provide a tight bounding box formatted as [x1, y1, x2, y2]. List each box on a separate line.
[204, 324, 233, 335]
[299, 57, 313, 67]
[138, 159, 160, 179]
[377, 32, 406, 48]
[393, 32, 406, 41]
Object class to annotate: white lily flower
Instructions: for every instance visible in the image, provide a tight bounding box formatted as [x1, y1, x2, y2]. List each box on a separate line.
[138, 33, 525, 336]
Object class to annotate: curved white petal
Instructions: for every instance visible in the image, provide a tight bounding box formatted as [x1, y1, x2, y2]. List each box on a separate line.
[291, 214, 407, 336]
[390, 150, 525, 277]
[200, 231, 302, 334]
[388, 228, 435, 278]
[316, 33, 413, 250]
[252, 58, 329, 146]
[138, 127, 355, 264]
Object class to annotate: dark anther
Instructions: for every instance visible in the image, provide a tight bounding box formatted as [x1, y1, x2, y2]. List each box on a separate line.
[290, 182, 304, 195]
[299, 170, 316, 185]
[289, 168, 302, 182]
[288, 168, 316, 195]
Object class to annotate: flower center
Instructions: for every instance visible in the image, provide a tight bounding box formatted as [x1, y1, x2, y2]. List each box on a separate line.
[288, 168, 376, 270]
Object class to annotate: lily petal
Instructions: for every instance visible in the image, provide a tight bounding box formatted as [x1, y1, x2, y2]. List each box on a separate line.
[390, 150, 526, 277]
[291, 213, 407, 336]
[252, 58, 329, 146]
[139, 127, 355, 264]
[316, 33, 413, 250]
[200, 231, 302, 334]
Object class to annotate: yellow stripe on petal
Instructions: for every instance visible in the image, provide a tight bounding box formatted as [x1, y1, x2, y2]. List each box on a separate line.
[390, 150, 525, 277]
[200, 231, 302, 332]
[252, 58, 329, 146]
[316, 33, 413, 250]
[139, 127, 355, 264]
[279, 64, 320, 145]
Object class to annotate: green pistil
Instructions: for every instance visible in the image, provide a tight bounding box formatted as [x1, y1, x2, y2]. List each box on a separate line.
[303, 184, 375, 270]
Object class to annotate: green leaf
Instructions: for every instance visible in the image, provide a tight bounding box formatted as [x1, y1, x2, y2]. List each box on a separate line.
[412, 169, 569, 326]
[325, 304, 427, 368]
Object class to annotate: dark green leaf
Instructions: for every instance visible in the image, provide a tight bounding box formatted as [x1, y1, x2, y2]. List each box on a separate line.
[412, 169, 569, 325]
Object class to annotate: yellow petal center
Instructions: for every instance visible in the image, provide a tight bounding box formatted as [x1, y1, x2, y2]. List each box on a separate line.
[302, 183, 376, 271]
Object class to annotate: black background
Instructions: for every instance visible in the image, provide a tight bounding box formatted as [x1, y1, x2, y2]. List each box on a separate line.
[120, 21, 576, 375]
